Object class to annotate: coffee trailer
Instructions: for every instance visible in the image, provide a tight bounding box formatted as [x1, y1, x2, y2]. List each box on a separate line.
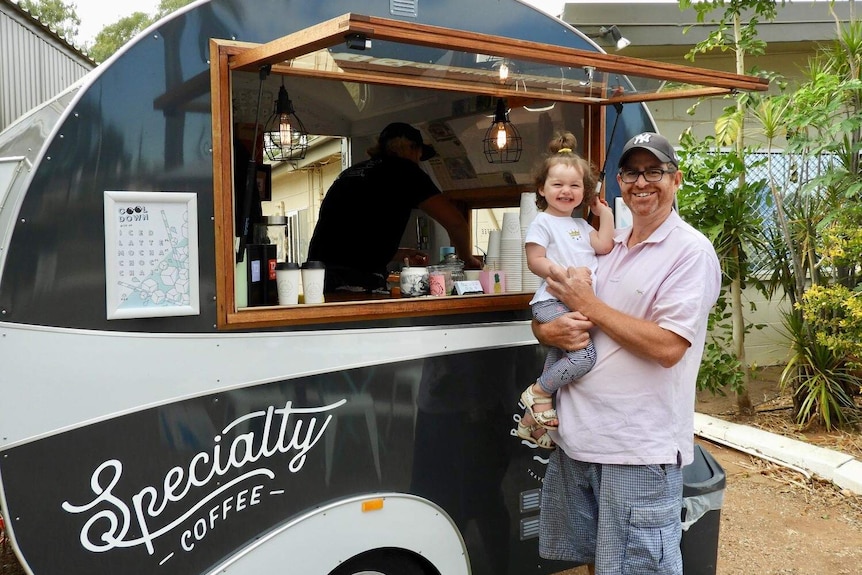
[0, 1, 766, 573]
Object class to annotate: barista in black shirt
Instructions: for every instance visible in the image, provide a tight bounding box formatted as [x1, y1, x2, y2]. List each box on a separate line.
[308, 122, 481, 292]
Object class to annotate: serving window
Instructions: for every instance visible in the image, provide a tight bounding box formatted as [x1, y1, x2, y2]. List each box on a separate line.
[209, 13, 766, 329]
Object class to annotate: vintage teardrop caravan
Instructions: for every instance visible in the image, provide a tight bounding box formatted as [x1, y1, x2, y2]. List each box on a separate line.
[0, 1, 766, 574]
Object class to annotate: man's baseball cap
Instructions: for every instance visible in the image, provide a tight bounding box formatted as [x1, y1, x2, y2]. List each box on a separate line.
[618, 132, 679, 168]
[378, 122, 437, 161]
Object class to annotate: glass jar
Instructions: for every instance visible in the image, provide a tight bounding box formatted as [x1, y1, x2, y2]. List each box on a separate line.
[427, 265, 450, 296]
[442, 253, 465, 294]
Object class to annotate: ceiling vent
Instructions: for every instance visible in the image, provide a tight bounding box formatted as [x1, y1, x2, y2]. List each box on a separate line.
[390, 0, 418, 17]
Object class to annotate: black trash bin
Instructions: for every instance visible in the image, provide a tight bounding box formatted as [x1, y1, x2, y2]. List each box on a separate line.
[680, 444, 726, 575]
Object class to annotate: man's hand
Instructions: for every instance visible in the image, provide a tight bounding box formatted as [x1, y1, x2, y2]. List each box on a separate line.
[394, 248, 430, 266]
[462, 254, 484, 269]
[545, 265, 596, 314]
[532, 311, 594, 351]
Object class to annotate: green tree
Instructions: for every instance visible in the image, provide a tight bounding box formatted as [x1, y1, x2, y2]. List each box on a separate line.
[678, 0, 782, 414]
[19, 0, 80, 41]
[155, 0, 194, 18]
[743, 5, 862, 429]
[87, 0, 194, 63]
[88, 12, 152, 63]
[677, 133, 767, 399]
[777, 15, 862, 427]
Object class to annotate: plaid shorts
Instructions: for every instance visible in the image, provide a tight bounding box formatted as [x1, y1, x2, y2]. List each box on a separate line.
[539, 449, 684, 574]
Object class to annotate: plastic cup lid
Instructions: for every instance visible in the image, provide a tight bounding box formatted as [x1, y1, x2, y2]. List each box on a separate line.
[276, 262, 300, 270]
[302, 260, 325, 269]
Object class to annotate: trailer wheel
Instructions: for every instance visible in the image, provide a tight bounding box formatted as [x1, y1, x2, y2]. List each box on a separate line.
[328, 549, 432, 575]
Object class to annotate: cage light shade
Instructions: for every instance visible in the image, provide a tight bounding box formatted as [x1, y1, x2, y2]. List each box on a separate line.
[263, 83, 309, 161]
[483, 99, 522, 164]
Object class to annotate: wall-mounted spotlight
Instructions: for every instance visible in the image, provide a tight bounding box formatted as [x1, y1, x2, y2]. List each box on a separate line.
[599, 25, 631, 51]
[345, 33, 372, 50]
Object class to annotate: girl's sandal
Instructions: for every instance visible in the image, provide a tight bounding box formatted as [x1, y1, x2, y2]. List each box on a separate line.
[520, 384, 558, 429]
[516, 421, 556, 449]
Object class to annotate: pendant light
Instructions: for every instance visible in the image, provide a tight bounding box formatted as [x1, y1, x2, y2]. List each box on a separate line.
[263, 77, 309, 161]
[483, 98, 522, 164]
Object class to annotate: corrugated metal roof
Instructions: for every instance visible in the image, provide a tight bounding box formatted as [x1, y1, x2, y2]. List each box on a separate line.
[0, 0, 94, 132]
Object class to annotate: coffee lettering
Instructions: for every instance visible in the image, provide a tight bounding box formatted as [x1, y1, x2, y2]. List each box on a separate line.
[62, 400, 345, 556]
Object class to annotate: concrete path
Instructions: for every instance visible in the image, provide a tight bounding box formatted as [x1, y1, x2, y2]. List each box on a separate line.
[694, 412, 862, 495]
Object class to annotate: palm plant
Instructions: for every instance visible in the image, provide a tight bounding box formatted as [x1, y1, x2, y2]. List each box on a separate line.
[753, 18, 862, 429]
[781, 310, 862, 428]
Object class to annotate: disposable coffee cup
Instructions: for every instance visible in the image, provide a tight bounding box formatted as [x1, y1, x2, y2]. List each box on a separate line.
[275, 262, 301, 305]
[301, 260, 326, 304]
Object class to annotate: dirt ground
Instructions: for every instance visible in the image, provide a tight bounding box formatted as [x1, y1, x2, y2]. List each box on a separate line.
[4, 368, 862, 574]
[556, 366, 862, 575]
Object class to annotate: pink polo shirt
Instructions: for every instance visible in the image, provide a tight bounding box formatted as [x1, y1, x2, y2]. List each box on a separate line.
[551, 210, 720, 466]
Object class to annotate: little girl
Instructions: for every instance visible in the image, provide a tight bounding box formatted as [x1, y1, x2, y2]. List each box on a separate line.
[517, 132, 615, 449]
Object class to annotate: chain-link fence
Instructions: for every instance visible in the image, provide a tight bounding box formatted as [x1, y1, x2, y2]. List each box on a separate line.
[737, 150, 837, 274]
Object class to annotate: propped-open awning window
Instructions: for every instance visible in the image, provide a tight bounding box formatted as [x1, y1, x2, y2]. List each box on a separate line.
[224, 13, 767, 106]
[208, 12, 768, 330]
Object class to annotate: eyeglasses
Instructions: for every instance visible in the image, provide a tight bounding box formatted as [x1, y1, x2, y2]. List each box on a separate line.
[618, 168, 676, 184]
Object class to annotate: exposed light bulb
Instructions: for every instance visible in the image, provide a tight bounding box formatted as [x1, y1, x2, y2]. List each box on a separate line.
[483, 98, 522, 164]
[495, 123, 508, 149]
[279, 114, 292, 146]
[498, 62, 509, 82]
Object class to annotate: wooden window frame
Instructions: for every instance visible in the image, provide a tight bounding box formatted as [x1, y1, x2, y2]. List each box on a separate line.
[208, 13, 767, 330]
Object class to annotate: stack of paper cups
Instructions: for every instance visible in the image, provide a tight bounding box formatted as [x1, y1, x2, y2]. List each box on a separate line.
[520, 192, 539, 228]
[520, 193, 542, 291]
[485, 229, 502, 271]
[499, 212, 522, 292]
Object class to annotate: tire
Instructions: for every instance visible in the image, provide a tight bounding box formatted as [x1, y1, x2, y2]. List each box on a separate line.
[328, 549, 430, 575]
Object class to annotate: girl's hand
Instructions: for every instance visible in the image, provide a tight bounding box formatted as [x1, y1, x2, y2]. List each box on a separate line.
[589, 196, 613, 217]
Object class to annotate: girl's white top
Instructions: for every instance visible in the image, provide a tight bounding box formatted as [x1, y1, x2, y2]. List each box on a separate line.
[524, 212, 598, 305]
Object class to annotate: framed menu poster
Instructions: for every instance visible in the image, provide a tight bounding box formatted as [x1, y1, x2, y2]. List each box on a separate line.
[103, 191, 200, 319]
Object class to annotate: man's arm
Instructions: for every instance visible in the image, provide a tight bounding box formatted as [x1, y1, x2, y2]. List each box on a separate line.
[546, 265, 690, 368]
[419, 195, 484, 269]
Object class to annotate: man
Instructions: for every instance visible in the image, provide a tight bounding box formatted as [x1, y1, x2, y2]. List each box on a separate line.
[307, 122, 481, 292]
[533, 132, 721, 575]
